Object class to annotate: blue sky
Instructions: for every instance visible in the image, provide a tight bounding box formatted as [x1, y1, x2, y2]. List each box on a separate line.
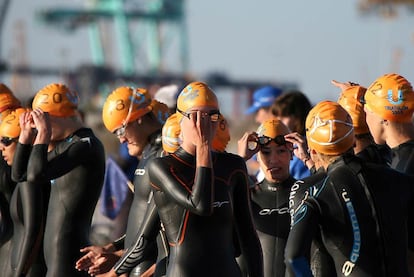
[1, 0, 413, 107]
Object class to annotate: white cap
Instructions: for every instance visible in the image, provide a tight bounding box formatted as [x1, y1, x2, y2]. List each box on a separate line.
[154, 84, 179, 109]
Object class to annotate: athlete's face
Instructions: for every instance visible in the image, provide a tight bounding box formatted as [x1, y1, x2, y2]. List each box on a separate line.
[0, 138, 17, 166]
[257, 142, 291, 183]
[117, 119, 147, 157]
[364, 106, 386, 145]
[179, 106, 219, 150]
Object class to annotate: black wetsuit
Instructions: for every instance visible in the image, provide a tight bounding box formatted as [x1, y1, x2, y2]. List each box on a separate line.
[390, 140, 414, 257]
[12, 128, 105, 277]
[356, 143, 391, 166]
[250, 176, 295, 277]
[112, 131, 168, 277]
[9, 146, 50, 277]
[285, 154, 414, 276]
[0, 158, 16, 277]
[147, 148, 263, 277]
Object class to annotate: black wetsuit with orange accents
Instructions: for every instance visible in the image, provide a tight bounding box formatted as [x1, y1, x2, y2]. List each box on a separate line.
[250, 176, 295, 277]
[147, 147, 263, 277]
[12, 128, 105, 277]
[285, 154, 414, 277]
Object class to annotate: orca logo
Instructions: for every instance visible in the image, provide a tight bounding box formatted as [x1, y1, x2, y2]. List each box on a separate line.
[259, 207, 289, 215]
[212, 201, 229, 208]
[135, 168, 145, 176]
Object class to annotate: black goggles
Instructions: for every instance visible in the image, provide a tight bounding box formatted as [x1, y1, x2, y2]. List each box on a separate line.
[177, 108, 221, 122]
[0, 137, 16, 147]
[258, 135, 287, 146]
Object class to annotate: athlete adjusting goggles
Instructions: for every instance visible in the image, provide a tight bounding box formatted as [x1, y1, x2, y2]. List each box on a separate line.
[248, 135, 287, 150]
[0, 137, 17, 147]
[177, 108, 221, 122]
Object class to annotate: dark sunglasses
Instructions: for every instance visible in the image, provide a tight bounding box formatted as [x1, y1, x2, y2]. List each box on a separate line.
[177, 108, 221, 122]
[0, 137, 16, 147]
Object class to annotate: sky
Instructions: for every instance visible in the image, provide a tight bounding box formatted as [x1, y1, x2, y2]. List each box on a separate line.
[1, 0, 414, 108]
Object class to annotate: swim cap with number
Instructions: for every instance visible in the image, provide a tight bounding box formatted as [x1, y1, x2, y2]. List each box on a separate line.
[0, 84, 21, 123]
[365, 73, 414, 122]
[176, 81, 219, 121]
[102, 86, 152, 133]
[0, 108, 27, 139]
[212, 115, 231, 152]
[32, 83, 79, 117]
[151, 99, 170, 125]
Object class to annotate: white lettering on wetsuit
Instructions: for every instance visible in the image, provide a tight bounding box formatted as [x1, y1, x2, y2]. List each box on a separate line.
[259, 207, 289, 215]
[135, 168, 145, 176]
[341, 189, 361, 276]
[212, 201, 229, 208]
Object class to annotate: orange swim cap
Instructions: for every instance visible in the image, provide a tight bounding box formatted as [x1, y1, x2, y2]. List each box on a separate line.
[102, 86, 152, 133]
[306, 100, 354, 155]
[162, 113, 181, 153]
[0, 84, 21, 122]
[32, 83, 79, 117]
[337, 85, 369, 135]
[365, 73, 414, 122]
[151, 99, 170, 124]
[176, 81, 219, 121]
[212, 115, 231, 152]
[0, 108, 27, 139]
[257, 119, 290, 139]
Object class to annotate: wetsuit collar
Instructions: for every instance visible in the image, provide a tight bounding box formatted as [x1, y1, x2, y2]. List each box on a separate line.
[172, 147, 196, 167]
[261, 175, 295, 191]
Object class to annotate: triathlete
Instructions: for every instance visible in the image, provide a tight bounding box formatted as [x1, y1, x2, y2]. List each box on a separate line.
[362, 73, 414, 274]
[0, 84, 21, 276]
[12, 83, 105, 277]
[285, 100, 414, 276]
[147, 81, 263, 276]
[333, 80, 391, 165]
[1, 108, 49, 277]
[76, 87, 167, 277]
[238, 119, 295, 277]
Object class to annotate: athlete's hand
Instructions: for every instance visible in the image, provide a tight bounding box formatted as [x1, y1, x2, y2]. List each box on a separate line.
[191, 110, 215, 148]
[18, 111, 36, 144]
[31, 108, 51, 145]
[87, 252, 121, 276]
[75, 245, 106, 272]
[284, 132, 314, 168]
[331, 80, 359, 92]
[238, 132, 259, 161]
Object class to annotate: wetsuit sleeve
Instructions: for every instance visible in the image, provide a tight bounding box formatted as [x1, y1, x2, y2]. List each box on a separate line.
[11, 143, 32, 182]
[112, 235, 126, 251]
[285, 198, 319, 277]
[113, 196, 160, 275]
[231, 160, 264, 277]
[26, 139, 93, 183]
[148, 159, 213, 216]
[13, 181, 44, 275]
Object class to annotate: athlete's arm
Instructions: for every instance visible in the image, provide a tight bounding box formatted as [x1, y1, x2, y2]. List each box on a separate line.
[285, 198, 318, 277]
[231, 157, 264, 277]
[12, 181, 44, 275]
[148, 158, 213, 216]
[113, 196, 160, 275]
